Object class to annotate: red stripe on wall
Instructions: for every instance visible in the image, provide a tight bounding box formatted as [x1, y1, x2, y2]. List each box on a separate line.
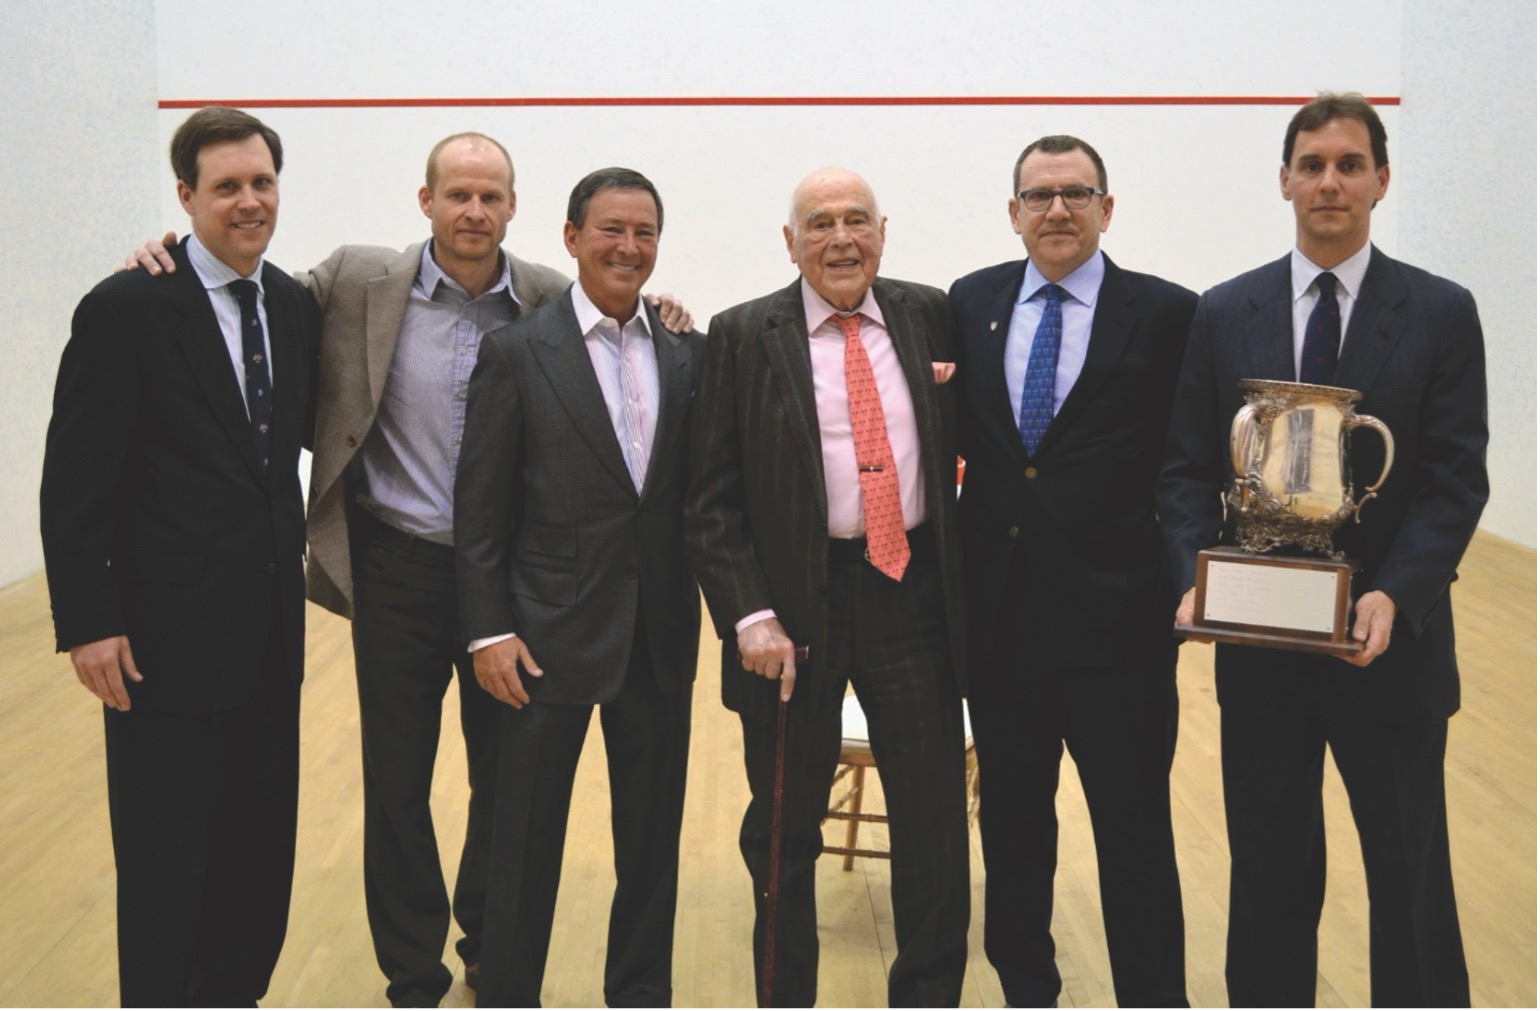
[158, 95, 1402, 110]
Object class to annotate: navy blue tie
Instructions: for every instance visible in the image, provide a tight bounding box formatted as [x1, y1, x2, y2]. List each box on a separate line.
[229, 279, 272, 471]
[1018, 283, 1065, 456]
[1300, 271, 1340, 385]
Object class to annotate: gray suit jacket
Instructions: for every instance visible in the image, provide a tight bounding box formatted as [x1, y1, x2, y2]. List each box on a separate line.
[1158, 247, 1489, 719]
[455, 292, 703, 704]
[299, 241, 569, 617]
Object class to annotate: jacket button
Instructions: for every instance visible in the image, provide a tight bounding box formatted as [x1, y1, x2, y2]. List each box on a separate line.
[1024, 466, 1038, 479]
[345, 434, 359, 448]
[1007, 526, 1019, 538]
[266, 562, 278, 575]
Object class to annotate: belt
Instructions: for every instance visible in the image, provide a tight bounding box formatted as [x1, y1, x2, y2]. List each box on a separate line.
[828, 521, 930, 565]
[353, 507, 454, 563]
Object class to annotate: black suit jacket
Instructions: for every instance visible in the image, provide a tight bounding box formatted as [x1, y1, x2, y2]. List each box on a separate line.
[455, 290, 702, 705]
[41, 239, 320, 712]
[951, 255, 1196, 667]
[1158, 247, 1489, 719]
[686, 276, 967, 718]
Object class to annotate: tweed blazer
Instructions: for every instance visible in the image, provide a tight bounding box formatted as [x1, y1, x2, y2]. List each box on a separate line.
[686, 276, 967, 718]
[299, 241, 569, 617]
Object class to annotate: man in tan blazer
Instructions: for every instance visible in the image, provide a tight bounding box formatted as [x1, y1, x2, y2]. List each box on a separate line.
[131, 132, 688, 1007]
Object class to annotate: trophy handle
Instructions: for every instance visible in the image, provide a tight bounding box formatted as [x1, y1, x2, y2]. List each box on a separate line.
[1230, 403, 1260, 481]
[1344, 412, 1395, 520]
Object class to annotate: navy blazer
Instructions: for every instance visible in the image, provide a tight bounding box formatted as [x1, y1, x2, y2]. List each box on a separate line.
[1158, 247, 1489, 719]
[41, 238, 319, 711]
[454, 290, 702, 705]
[951, 255, 1196, 666]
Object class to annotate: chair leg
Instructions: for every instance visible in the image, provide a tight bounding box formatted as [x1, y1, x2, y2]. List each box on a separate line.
[843, 765, 865, 871]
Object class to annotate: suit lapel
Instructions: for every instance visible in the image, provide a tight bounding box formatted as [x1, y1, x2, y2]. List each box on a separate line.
[759, 281, 828, 516]
[1247, 254, 1297, 381]
[971, 265, 1028, 462]
[166, 244, 265, 483]
[261, 264, 306, 490]
[642, 303, 691, 500]
[1333, 247, 1406, 394]
[1039, 256, 1138, 453]
[364, 243, 422, 409]
[530, 294, 638, 496]
[872, 279, 945, 512]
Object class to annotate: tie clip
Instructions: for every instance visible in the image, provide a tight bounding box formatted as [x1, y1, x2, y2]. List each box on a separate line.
[858, 465, 885, 473]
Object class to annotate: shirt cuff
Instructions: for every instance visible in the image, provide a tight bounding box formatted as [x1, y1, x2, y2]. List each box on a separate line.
[734, 609, 777, 636]
[469, 632, 516, 653]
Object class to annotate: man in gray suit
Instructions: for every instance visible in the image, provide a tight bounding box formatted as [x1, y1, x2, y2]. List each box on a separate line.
[455, 167, 702, 1007]
[1159, 93, 1487, 1006]
[130, 134, 689, 1007]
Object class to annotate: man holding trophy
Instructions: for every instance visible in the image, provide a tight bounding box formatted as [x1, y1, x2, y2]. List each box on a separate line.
[1158, 93, 1488, 1006]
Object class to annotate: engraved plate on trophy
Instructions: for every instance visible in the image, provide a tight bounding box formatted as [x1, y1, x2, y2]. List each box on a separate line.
[1176, 379, 1393, 656]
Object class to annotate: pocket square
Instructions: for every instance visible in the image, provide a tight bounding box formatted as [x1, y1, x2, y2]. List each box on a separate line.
[932, 362, 956, 384]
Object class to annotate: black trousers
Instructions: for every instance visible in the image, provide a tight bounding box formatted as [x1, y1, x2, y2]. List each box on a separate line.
[968, 584, 1187, 1007]
[476, 626, 693, 1008]
[1219, 667, 1468, 1008]
[103, 643, 299, 1007]
[350, 510, 502, 1006]
[739, 534, 970, 1008]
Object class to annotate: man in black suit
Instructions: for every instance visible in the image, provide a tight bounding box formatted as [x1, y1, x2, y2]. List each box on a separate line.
[1159, 93, 1487, 1006]
[39, 106, 318, 1006]
[686, 167, 970, 1007]
[454, 167, 702, 1007]
[949, 135, 1193, 1008]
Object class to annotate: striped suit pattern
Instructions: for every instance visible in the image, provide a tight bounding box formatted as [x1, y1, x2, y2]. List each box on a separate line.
[686, 275, 971, 1007]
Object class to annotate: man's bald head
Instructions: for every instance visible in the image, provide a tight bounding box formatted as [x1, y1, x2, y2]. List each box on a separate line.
[783, 167, 887, 312]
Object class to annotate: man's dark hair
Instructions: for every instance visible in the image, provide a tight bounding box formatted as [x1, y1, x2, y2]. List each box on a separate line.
[1283, 92, 1389, 168]
[566, 167, 664, 234]
[169, 106, 283, 189]
[1013, 134, 1108, 193]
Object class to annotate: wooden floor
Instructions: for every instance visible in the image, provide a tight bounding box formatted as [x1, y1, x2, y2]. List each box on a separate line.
[0, 529, 1532, 1008]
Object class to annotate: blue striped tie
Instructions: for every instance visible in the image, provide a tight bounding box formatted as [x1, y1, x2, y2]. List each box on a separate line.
[1018, 283, 1065, 456]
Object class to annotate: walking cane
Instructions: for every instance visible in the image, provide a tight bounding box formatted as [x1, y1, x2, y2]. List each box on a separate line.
[757, 644, 808, 1008]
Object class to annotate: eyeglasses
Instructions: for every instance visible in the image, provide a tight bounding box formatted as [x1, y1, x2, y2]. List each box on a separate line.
[1015, 186, 1105, 212]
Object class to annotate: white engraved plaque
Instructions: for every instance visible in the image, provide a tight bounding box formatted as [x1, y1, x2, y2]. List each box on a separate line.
[1202, 558, 1339, 633]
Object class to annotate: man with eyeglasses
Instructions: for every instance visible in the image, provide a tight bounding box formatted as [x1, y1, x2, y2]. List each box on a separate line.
[949, 135, 1195, 1007]
[1159, 92, 1485, 1007]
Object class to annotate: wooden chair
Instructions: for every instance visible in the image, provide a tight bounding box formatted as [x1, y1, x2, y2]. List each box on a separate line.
[823, 693, 978, 870]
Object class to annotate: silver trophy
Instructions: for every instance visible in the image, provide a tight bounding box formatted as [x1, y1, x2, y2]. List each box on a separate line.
[1228, 379, 1394, 555]
[1179, 380, 1395, 655]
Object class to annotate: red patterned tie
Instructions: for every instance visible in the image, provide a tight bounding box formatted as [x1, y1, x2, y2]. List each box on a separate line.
[838, 313, 910, 581]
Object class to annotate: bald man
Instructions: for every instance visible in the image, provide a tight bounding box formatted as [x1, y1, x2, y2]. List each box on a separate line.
[687, 168, 970, 1007]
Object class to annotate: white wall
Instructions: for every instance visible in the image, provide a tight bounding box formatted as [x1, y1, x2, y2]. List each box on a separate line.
[1399, 0, 1536, 545]
[4, 0, 1532, 591]
[0, 0, 160, 588]
[151, 0, 1404, 312]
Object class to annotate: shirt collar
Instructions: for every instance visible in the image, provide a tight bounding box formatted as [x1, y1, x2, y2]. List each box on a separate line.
[799, 277, 886, 336]
[571, 282, 652, 340]
[186, 232, 264, 294]
[418, 241, 519, 303]
[1020, 249, 1104, 307]
[1290, 241, 1372, 302]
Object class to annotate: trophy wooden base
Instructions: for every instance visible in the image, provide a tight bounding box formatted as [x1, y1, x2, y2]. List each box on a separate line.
[1177, 547, 1363, 656]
